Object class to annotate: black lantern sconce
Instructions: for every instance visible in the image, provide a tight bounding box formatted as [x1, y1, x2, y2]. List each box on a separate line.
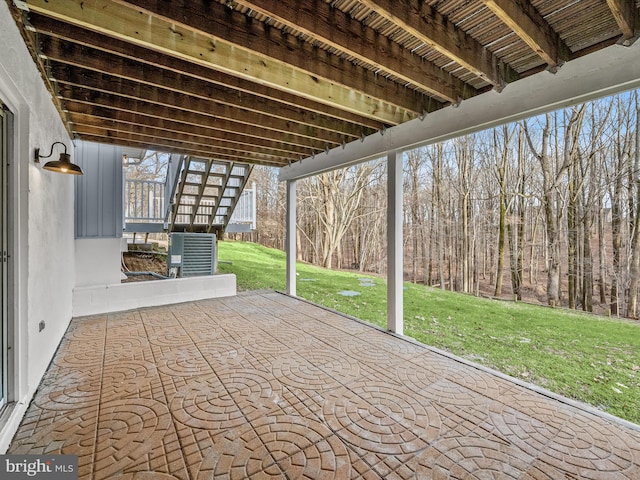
[34, 141, 83, 175]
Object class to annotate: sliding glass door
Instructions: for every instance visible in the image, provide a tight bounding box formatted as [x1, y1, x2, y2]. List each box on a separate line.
[0, 103, 8, 410]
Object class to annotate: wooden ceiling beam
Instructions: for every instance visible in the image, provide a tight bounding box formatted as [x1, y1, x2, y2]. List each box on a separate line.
[116, 0, 461, 104]
[51, 68, 350, 146]
[231, 0, 478, 97]
[61, 97, 335, 152]
[73, 123, 291, 164]
[69, 114, 306, 161]
[481, 0, 569, 68]
[605, 0, 637, 40]
[26, 0, 425, 123]
[77, 134, 287, 166]
[29, 13, 389, 132]
[67, 111, 314, 158]
[354, 0, 503, 86]
[40, 36, 370, 139]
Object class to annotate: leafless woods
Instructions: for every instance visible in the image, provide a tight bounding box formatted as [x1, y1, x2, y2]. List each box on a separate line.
[248, 91, 640, 318]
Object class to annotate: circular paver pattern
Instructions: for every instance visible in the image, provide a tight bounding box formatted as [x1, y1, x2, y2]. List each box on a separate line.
[67, 324, 106, 341]
[486, 401, 568, 455]
[219, 316, 258, 334]
[340, 337, 417, 364]
[323, 384, 441, 454]
[413, 436, 532, 479]
[217, 368, 281, 420]
[537, 412, 637, 476]
[305, 349, 363, 382]
[104, 336, 149, 352]
[10, 407, 98, 469]
[54, 342, 104, 368]
[201, 415, 350, 479]
[94, 399, 172, 478]
[422, 378, 492, 407]
[170, 374, 246, 430]
[273, 357, 338, 391]
[272, 353, 361, 391]
[396, 363, 439, 392]
[35, 369, 102, 410]
[238, 331, 296, 355]
[156, 349, 212, 377]
[101, 360, 159, 400]
[140, 315, 178, 328]
[198, 341, 246, 365]
[445, 367, 511, 398]
[278, 435, 351, 480]
[183, 323, 226, 341]
[148, 331, 193, 347]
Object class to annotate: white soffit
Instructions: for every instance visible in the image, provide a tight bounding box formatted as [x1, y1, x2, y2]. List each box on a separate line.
[279, 40, 640, 181]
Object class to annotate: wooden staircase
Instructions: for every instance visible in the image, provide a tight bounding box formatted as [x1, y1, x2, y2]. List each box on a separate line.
[166, 156, 253, 236]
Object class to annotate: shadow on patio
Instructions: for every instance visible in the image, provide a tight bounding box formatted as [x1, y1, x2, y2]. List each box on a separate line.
[8, 291, 640, 479]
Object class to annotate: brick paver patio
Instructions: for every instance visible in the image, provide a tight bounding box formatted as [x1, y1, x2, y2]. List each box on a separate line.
[8, 291, 640, 478]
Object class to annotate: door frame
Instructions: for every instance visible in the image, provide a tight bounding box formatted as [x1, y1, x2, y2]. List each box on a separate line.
[0, 100, 15, 418]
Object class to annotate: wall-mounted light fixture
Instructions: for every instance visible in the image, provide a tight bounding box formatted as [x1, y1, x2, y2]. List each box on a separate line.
[34, 141, 83, 175]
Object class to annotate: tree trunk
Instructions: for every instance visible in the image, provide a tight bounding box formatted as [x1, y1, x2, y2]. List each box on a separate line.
[626, 94, 640, 317]
[565, 107, 585, 308]
[582, 208, 594, 312]
[598, 204, 607, 304]
[495, 195, 506, 296]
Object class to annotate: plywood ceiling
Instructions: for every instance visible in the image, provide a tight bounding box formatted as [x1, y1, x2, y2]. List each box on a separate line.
[7, 0, 639, 167]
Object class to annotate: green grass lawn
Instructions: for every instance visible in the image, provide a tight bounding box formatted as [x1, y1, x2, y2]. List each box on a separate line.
[218, 240, 640, 425]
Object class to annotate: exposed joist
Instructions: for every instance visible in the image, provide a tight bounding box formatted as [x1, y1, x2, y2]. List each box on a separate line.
[26, 0, 421, 124]
[62, 97, 335, 152]
[116, 0, 460, 105]
[70, 117, 303, 161]
[68, 112, 314, 158]
[76, 132, 286, 166]
[76, 124, 288, 165]
[9, 0, 629, 175]
[232, 0, 478, 98]
[605, 0, 637, 40]
[355, 0, 503, 86]
[29, 13, 390, 132]
[40, 37, 369, 140]
[481, 0, 568, 68]
[52, 74, 349, 146]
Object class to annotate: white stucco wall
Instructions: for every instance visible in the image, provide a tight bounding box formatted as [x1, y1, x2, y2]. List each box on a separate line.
[75, 238, 124, 287]
[73, 274, 237, 317]
[0, 2, 76, 452]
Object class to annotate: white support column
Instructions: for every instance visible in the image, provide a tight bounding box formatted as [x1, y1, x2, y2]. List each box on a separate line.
[387, 151, 403, 334]
[285, 179, 297, 296]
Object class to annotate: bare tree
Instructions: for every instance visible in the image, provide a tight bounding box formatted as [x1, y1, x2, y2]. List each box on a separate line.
[493, 125, 515, 296]
[627, 92, 640, 317]
[565, 105, 586, 309]
[303, 162, 383, 269]
[247, 90, 640, 318]
[405, 150, 426, 283]
[508, 125, 528, 300]
[251, 166, 286, 250]
[524, 113, 568, 306]
[429, 144, 446, 289]
[125, 151, 169, 181]
[606, 96, 636, 315]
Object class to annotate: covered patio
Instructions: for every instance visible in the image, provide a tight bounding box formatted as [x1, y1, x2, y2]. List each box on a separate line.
[2, 0, 640, 475]
[9, 292, 640, 479]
